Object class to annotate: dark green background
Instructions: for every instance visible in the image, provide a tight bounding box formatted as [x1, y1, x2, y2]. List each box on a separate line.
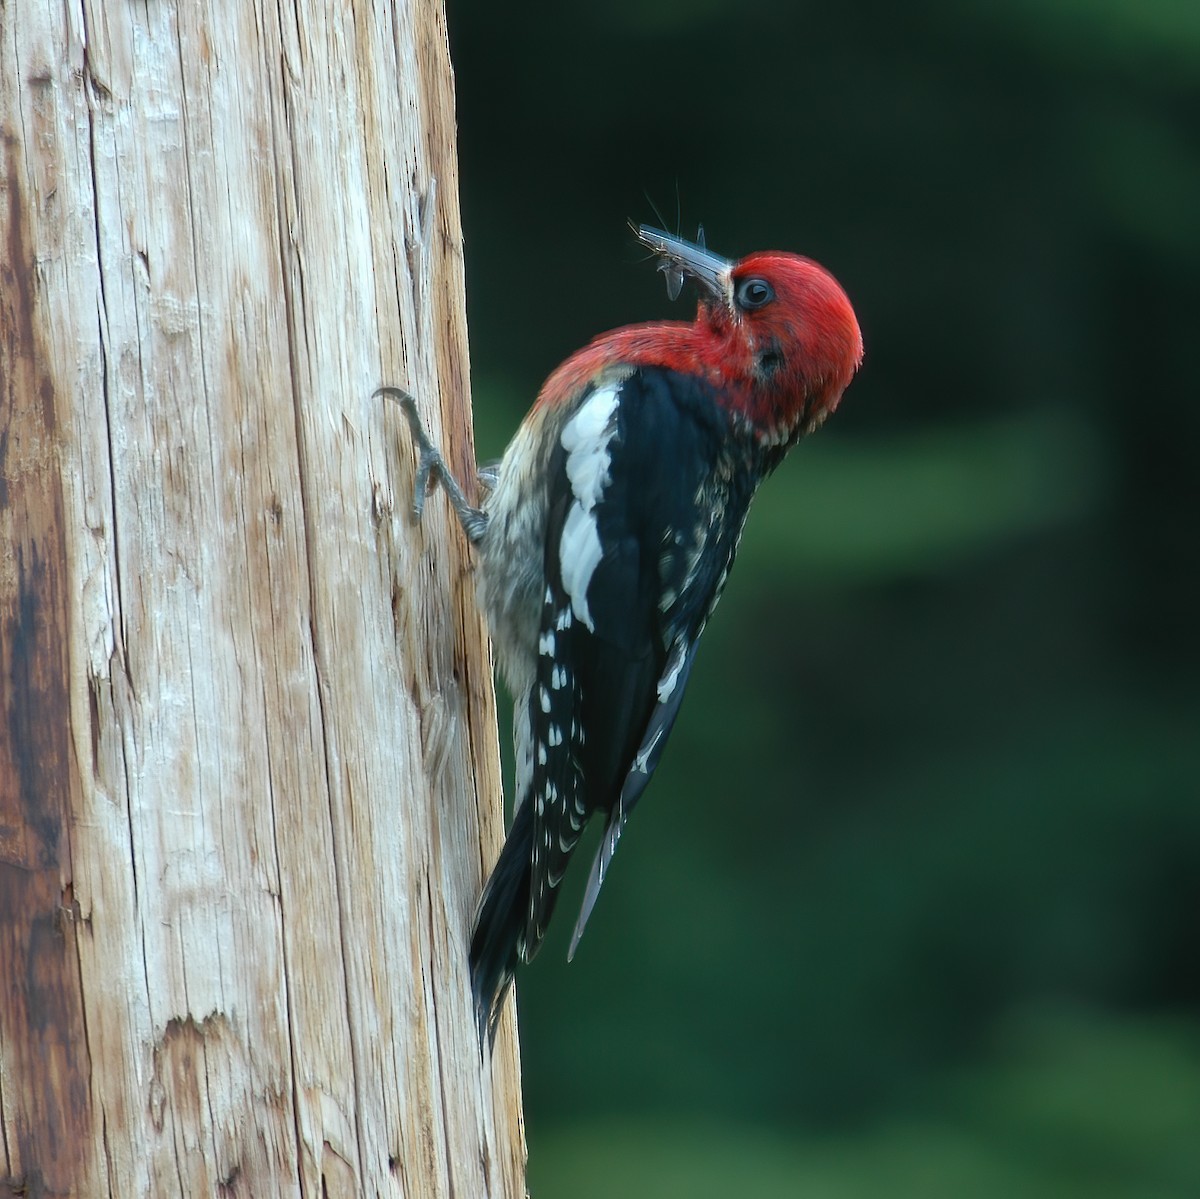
[445, 1, 1200, 1193]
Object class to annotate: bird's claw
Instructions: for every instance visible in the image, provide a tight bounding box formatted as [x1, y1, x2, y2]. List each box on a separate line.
[376, 384, 491, 545]
[410, 442, 442, 520]
[376, 385, 439, 520]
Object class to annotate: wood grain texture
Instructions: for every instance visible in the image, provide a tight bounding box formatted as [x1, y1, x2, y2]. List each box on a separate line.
[0, 2, 525, 1195]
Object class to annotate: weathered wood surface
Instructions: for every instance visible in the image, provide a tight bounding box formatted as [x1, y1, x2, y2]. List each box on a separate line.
[0, 2, 525, 1195]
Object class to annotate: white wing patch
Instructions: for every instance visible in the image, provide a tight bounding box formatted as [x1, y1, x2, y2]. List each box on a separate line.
[561, 384, 620, 506]
[558, 385, 621, 632]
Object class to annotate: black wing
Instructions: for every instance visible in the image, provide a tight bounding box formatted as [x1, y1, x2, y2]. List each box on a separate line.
[525, 367, 760, 958]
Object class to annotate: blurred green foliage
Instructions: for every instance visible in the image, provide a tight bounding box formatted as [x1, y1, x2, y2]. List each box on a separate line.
[530, 1007, 1200, 1197]
[447, 0, 1200, 1190]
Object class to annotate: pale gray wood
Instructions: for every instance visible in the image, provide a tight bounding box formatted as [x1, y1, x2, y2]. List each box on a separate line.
[0, 2, 525, 1194]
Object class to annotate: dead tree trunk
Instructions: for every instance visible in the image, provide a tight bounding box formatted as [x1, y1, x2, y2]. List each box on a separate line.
[0, 3, 525, 1195]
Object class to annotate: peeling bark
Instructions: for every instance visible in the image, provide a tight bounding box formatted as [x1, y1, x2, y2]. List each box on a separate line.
[0, 3, 524, 1196]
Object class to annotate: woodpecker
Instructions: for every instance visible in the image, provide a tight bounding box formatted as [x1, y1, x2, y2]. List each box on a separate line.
[383, 225, 862, 1046]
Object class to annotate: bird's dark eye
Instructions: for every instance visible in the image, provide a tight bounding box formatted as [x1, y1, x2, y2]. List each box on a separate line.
[735, 277, 775, 311]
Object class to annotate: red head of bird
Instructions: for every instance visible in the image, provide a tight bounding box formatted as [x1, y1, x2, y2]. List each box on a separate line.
[540, 226, 863, 450]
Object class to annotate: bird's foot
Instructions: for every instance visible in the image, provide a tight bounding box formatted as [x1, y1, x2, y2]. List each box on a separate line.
[376, 385, 490, 544]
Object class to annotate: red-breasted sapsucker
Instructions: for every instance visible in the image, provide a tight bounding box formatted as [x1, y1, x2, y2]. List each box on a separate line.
[384, 226, 862, 1045]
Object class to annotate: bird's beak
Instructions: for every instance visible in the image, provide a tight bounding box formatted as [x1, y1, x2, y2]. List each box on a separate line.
[636, 226, 732, 305]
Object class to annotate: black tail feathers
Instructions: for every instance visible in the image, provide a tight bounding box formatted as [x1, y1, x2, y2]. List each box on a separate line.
[469, 798, 535, 1048]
